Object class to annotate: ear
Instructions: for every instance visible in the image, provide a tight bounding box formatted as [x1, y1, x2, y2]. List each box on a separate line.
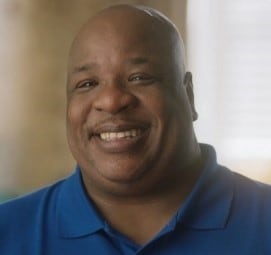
[184, 72, 198, 121]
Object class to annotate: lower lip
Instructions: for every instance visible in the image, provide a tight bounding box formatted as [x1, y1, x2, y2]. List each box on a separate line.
[91, 129, 150, 153]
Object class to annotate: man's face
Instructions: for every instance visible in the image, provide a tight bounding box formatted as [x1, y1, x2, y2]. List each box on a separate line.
[66, 11, 196, 195]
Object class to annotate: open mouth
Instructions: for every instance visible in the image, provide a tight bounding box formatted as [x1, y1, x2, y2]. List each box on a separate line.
[89, 121, 150, 152]
[99, 129, 142, 141]
[89, 122, 150, 151]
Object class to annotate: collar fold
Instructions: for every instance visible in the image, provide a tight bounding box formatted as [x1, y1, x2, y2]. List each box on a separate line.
[56, 167, 104, 238]
[178, 144, 234, 230]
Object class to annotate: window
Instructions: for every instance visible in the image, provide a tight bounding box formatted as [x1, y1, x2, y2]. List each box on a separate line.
[187, 0, 271, 182]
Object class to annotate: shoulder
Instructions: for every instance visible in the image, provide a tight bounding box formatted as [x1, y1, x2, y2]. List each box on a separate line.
[0, 179, 61, 210]
[230, 169, 271, 197]
[223, 167, 271, 219]
[0, 178, 66, 238]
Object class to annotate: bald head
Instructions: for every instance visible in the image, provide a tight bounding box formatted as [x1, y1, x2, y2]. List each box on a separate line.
[68, 4, 186, 84]
[66, 4, 199, 197]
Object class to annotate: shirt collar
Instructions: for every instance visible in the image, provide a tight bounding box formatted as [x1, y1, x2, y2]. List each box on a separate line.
[57, 144, 234, 238]
[177, 144, 234, 230]
[56, 166, 105, 238]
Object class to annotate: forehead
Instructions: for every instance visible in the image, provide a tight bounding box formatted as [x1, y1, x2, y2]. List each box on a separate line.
[77, 7, 166, 41]
[69, 8, 173, 65]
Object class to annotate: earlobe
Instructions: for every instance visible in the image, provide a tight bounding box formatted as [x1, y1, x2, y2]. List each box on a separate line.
[184, 72, 198, 121]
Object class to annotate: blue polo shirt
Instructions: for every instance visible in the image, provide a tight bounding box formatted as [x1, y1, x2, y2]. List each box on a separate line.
[1, 144, 271, 254]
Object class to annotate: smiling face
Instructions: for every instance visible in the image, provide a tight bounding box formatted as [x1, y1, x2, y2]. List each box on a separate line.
[66, 6, 199, 197]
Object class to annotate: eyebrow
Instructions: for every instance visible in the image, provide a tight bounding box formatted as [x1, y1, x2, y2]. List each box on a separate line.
[71, 63, 97, 74]
[71, 57, 150, 74]
[127, 57, 149, 65]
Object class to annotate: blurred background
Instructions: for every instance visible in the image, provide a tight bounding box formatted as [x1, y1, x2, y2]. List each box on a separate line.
[0, 0, 270, 201]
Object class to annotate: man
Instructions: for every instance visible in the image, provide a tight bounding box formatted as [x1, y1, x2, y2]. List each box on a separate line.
[0, 4, 271, 254]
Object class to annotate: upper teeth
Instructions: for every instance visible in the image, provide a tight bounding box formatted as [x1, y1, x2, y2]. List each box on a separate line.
[100, 129, 141, 141]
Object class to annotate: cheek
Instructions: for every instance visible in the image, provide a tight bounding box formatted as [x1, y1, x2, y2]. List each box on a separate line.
[143, 88, 193, 142]
[137, 87, 168, 115]
[141, 90, 176, 124]
[66, 96, 90, 132]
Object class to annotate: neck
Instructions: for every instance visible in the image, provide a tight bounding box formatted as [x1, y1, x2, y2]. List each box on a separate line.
[85, 146, 203, 245]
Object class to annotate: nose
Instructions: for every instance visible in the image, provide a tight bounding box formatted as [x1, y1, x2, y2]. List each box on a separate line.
[92, 82, 138, 114]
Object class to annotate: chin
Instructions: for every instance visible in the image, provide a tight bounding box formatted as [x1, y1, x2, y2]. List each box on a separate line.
[97, 163, 147, 184]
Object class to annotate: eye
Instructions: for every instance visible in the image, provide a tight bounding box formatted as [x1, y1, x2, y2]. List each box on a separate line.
[128, 74, 155, 84]
[77, 79, 98, 89]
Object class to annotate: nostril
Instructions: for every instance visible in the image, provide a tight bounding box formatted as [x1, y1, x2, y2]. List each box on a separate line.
[93, 86, 138, 114]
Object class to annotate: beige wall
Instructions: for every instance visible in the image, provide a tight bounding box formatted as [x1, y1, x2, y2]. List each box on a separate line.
[0, 0, 187, 194]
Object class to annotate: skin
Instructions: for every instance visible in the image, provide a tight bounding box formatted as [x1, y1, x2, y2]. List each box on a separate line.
[66, 5, 202, 244]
